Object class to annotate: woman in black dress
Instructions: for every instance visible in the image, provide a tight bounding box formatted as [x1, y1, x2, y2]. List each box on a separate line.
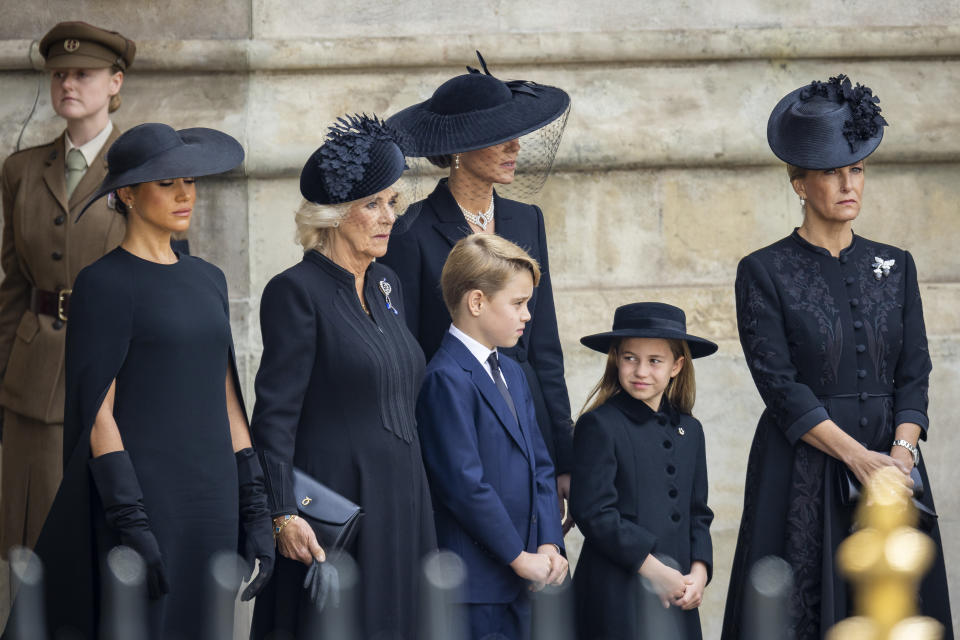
[381, 54, 576, 520]
[16, 123, 275, 639]
[721, 75, 953, 639]
[250, 115, 436, 640]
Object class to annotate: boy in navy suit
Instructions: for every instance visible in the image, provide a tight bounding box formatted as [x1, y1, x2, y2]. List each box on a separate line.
[416, 234, 567, 640]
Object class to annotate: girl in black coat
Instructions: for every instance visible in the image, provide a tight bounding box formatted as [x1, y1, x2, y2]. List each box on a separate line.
[571, 303, 717, 640]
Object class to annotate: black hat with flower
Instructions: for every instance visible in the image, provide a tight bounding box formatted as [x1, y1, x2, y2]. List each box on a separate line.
[767, 74, 888, 170]
[300, 114, 410, 205]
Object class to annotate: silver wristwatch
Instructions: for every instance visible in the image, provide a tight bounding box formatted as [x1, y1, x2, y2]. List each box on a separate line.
[892, 439, 920, 466]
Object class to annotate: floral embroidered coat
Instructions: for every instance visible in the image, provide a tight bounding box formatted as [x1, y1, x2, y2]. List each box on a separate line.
[721, 230, 952, 640]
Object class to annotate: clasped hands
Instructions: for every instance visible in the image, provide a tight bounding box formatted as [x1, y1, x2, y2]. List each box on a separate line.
[639, 556, 708, 611]
[510, 544, 568, 591]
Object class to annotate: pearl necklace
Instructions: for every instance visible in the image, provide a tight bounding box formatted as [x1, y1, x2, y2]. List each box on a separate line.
[456, 194, 495, 230]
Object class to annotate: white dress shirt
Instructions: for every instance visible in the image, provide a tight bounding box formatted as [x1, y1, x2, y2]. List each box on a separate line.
[448, 324, 508, 387]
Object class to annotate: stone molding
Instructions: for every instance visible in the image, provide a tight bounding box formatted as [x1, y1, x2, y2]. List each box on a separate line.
[2, 26, 960, 71]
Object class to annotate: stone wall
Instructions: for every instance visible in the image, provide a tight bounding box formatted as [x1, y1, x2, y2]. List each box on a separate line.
[1, 2, 958, 637]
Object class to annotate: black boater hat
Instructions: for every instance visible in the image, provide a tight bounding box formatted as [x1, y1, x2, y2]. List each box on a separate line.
[78, 123, 244, 220]
[581, 302, 718, 359]
[767, 74, 888, 170]
[300, 114, 408, 205]
[386, 51, 570, 157]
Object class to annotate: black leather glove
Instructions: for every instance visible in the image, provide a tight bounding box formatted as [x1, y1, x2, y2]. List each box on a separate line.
[303, 557, 339, 611]
[236, 448, 276, 601]
[89, 450, 170, 599]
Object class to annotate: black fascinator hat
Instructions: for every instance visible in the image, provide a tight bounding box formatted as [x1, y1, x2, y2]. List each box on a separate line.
[386, 51, 570, 157]
[581, 302, 718, 359]
[300, 114, 409, 205]
[78, 122, 244, 220]
[767, 74, 888, 170]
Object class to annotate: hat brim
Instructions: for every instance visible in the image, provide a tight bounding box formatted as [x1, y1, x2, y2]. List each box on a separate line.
[44, 53, 117, 70]
[77, 128, 244, 220]
[387, 85, 570, 156]
[580, 329, 718, 359]
[767, 85, 883, 170]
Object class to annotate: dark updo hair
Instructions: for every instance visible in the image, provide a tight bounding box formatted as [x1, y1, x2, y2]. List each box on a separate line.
[112, 190, 129, 216]
[427, 154, 453, 168]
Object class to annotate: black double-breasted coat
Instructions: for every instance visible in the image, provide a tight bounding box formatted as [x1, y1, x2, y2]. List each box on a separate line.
[380, 179, 575, 472]
[721, 230, 953, 640]
[249, 250, 436, 640]
[571, 392, 713, 640]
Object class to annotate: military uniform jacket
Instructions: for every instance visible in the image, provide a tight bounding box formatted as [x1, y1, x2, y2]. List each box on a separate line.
[0, 128, 125, 423]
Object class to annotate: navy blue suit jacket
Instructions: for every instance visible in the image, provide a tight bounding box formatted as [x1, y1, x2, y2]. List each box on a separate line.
[416, 332, 564, 604]
[382, 179, 575, 472]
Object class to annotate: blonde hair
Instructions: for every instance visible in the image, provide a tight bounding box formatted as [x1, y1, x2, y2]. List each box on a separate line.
[786, 164, 807, 181]
[294, 199, 350, 251]
[108, 64, 123, 113]
[440, 234, 541, 316]
[580, 338, 697, 416]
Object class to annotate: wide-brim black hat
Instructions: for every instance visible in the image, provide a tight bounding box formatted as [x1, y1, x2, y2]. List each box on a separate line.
[581, 302, 718, 359]
[300, 114, 408, 205]
[78, 122, 244, 220]
[767, 74, 887, 170]
[386, 51, 570, 157]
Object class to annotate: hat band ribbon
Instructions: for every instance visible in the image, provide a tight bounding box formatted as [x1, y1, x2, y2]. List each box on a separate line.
[614, 317, 686, 333]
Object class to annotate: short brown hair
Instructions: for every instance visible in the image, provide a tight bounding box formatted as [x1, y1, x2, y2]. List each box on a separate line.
[440, 234, 541, 315]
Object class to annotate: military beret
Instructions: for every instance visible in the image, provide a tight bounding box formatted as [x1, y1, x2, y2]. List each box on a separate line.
[39, 21, 136, 71]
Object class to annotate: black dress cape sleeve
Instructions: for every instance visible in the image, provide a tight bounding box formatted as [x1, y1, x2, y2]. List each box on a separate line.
[8, 260, 135, 639]
[569, 410, 658, 572]
[892, 250, 931, 436]
[250, 269, 317, 517]
[525, 204, 575, 473]
[735, 253, 830, 445]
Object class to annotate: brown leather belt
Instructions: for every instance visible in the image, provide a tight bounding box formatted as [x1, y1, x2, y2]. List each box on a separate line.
[30, 288, 71, 322]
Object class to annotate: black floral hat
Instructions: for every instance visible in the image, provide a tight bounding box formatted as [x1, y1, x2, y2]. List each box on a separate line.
[300, 114, 409, 205]
[386, 51, 570, 157]
[767, 74, 888, 170]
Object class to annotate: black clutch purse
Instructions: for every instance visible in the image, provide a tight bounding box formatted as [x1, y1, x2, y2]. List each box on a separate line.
[292, 467, 363, 551]
[837, 462, 937, 531]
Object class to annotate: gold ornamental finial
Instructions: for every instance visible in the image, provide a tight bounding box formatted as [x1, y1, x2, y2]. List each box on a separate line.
[826, 467, 943, 640]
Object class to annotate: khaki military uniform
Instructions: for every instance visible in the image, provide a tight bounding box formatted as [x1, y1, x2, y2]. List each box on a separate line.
[0, 127, 125, 554]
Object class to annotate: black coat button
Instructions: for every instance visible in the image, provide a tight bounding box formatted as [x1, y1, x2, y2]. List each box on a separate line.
[846, 276, 855, 285]
[666, 465, 676, 475]
[51, 251, 63, 261]
[854, 320, 863, 329]
[850, 298, 859, 307]
[860, 417, 869, 426]
[657, 416, 668, 426]
[662, 440, 673, 450]
[858, 370, 866, 378]
[54, 215, 65, 225]
[859, 392, 869, 401]
[52, 319, 64, 330]
[839, 255, 848, 264]
[857, 344, 866, 353]
[671, 512, 681, 523]
[668, 488, 678, 498]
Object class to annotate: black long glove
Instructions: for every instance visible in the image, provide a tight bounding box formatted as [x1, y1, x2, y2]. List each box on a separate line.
[89, 450, 170, 599]
[236, 448, 276, 601]
[303, 557, 339, 611]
